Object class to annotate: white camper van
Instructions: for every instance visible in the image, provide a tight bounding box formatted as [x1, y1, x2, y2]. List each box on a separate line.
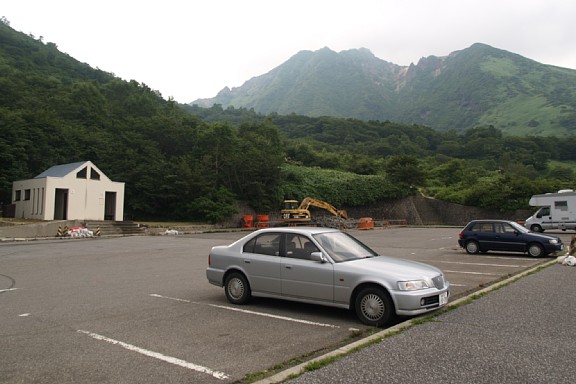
[525, 190, 576, 232]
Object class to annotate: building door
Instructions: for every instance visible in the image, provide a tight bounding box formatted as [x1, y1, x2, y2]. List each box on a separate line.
[104, 192, 117, 221]
[54, 189, 68, 220]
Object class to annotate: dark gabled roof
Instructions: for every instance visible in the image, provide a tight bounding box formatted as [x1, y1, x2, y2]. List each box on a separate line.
[34, 161, 88, 178]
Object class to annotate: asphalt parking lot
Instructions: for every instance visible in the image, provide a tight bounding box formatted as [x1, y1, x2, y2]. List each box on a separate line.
[0, 227, 571, 383]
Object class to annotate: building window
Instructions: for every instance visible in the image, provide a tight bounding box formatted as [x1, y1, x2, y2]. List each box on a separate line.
[24, 189, 31, 201]
[90, 169, 101, 180]
[77, 167, 87, 179]
[14, 190, 21, 201]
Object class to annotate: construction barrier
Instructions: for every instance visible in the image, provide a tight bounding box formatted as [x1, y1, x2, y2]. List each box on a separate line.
[56, 226, 64, 237]
[256, 215, 269, 228]
[357, 217, 374, 230]
[95, 226, 101, 237]
[242, 215, 254, 228]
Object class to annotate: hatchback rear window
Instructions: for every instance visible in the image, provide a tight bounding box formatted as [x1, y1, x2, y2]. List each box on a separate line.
[470, 223, 493, 232]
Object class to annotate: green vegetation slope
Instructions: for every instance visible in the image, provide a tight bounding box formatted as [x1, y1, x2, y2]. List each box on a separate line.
[2, 20, 575, 224]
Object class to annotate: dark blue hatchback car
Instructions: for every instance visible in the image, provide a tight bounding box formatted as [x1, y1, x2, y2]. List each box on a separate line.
[458, 219, 563, 257]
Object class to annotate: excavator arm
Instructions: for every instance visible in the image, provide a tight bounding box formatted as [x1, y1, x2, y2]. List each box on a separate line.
[298, 198, 348, 219]
[281, 197, 347, 225]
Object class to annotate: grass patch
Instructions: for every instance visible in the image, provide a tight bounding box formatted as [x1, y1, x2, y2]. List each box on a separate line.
[237, 327, 376, 383]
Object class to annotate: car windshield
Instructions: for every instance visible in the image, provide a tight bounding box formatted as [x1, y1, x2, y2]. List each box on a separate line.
[510, 221, 529, 233]
[312, 232, 378, 262]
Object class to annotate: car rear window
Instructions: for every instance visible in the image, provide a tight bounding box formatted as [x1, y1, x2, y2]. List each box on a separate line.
[243, 233, 281, 256]
[471, 223, 494, 232]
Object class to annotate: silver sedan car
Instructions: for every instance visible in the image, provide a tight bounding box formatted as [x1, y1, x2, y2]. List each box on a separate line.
[206, 227, 450, 326]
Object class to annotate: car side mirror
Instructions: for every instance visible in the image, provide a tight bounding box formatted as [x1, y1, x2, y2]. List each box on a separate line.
[310, 252, 326, 263]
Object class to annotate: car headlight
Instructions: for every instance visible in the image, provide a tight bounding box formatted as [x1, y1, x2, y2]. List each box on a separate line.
[549, 239, 558, 244]
[398, 279, 433, 291]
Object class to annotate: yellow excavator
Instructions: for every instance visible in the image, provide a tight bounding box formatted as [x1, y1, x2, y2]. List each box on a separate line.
[281, 197, 348, 225]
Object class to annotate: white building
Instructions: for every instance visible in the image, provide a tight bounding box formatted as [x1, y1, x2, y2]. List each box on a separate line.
[11, 161, 125, 221]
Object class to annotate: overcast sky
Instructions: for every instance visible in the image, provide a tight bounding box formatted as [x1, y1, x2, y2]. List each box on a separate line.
[3, 0, 575, 103]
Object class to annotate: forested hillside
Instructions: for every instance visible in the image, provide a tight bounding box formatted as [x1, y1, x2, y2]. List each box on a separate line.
[194, 45, 576, 136]
[0, 21, 287, 220]
[186, 104, 576, 213]
[1, 20, 575, 223]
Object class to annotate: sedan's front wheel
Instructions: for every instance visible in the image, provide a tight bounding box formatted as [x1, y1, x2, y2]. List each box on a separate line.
[224, 272, 251, 304]
[527, 243, 544, 258]
[354, 287, 394, 327]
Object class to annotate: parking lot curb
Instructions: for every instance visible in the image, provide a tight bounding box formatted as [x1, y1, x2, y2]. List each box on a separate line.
[254, 258, 558, 384]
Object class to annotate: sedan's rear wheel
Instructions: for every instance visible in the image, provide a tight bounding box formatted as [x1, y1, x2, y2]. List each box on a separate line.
[527, 243, 544, 258]
[224, 272, 251, 304]
[465, 240, 480, 254]
[355, 287, 393, 327]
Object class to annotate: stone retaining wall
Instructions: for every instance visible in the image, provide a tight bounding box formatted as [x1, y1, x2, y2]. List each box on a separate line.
[0, 220, 80, 239]
[1, 197, 535, 238]
[345, 195, 532, 226]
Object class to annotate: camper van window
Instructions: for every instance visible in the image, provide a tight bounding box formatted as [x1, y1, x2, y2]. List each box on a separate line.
[555, 201, 568, 211]
[537, 207, 550, 218]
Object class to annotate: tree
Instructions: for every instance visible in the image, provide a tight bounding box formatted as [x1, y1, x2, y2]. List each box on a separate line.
[384, 155, 426, 187]
[233, 122, 285, 210]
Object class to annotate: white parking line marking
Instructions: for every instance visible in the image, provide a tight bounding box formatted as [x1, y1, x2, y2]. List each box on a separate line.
[0, 288, 18, 293]
[208, 304, 340, 328]
[19, 313, 30, 317]
[77, 330, 229, 380]
[443, 270, 500, 276]
[437, 261, 524, 268]
[448, 283, 466, 287]
[150, 293, 341, 328]
[150, 293, 190, 303]
[484, 255, 536, 261]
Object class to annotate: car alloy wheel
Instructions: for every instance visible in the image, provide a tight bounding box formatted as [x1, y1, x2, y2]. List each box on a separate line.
[465, 240, 480, 254]
[527, 243, 544, 258]
[362, 293, 384, 319]
[355, 287, 393, 327]
[224, 272, 251, 304]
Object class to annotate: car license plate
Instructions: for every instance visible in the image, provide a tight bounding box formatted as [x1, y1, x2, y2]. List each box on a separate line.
[439, 292, 448, 306]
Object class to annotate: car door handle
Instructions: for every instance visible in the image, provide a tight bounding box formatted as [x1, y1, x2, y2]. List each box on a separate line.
[284, 265, 292, 269]
[244, 260, 251, 264]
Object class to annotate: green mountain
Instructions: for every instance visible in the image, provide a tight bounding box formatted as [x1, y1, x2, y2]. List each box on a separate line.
[2, 19, 575, 221]
[193, 44, 576, 135]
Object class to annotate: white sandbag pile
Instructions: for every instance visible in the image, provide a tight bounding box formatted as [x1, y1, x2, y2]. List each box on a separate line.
[67, 226, 94, 238]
